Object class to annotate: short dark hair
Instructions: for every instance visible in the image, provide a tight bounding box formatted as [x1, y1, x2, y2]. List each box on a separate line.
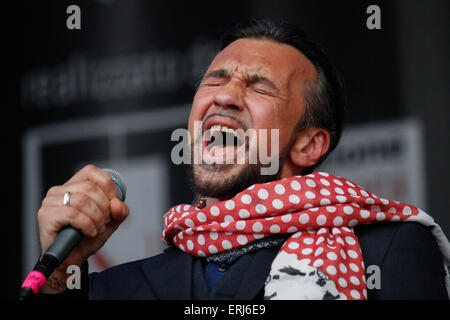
[221, 19, 345, 174]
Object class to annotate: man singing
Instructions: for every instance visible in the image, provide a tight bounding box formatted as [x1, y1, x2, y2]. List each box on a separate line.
[34, 19, 450, 300]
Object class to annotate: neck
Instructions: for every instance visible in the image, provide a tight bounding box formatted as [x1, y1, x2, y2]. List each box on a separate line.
[206, 197, 221, 206]
[204, 165, 303, 207]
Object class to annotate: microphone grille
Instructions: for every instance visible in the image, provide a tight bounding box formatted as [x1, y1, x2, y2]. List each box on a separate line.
[102, 168, 127, 201]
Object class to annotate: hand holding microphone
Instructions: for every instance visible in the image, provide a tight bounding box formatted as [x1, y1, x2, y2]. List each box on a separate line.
[20, 165, 129, 299]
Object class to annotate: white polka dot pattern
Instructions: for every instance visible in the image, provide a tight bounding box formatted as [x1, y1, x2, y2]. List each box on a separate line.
[162, 172, 420, 300]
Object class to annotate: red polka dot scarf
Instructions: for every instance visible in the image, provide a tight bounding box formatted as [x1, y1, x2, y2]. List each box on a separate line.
[162, 172, 450, 300]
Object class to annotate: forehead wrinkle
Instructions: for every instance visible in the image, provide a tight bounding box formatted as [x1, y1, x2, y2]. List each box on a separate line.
[211, 52, 278, 77]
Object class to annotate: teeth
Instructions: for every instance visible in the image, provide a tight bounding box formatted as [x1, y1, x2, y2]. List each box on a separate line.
[206, 124, 244, 154]
[209, 125, 239, 136]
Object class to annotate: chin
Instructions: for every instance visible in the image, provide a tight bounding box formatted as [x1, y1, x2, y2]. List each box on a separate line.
[185, 162, 280, 200]
[192, 163, 247, 199]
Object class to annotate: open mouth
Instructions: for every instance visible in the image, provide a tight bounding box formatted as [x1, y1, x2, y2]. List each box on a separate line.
[202, 116, 247, 164]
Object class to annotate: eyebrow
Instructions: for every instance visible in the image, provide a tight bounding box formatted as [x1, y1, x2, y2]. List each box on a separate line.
[203, 69, 231, 81]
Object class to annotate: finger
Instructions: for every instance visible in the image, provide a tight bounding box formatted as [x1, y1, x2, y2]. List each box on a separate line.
[66, 164, 117, 200]
[42, 193, 109, 231]
[38, 206, 99, 243]
[46, 181, 111, 216]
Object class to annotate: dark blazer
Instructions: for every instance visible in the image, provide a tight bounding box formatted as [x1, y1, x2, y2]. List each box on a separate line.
[85, 222, 448, 300]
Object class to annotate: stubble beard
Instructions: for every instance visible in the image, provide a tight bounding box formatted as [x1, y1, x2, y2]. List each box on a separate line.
[184, 138, 295, 200]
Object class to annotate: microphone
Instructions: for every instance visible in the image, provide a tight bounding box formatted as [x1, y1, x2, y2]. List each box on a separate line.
[19, 168, 127, 300]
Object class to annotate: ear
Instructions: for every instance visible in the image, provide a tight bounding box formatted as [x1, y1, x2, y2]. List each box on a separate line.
[289, 128, 330, 169]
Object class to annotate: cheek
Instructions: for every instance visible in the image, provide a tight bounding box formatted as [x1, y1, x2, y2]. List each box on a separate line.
[249, 100, 296, 154]
[248, 97, 279, 129]
[188, 89, 212, 134]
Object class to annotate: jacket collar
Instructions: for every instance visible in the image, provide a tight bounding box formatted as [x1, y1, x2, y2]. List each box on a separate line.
[140, 246, 279, 299]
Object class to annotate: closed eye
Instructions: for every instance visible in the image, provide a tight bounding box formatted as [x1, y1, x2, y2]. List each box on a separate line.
[247, 74, 279, 96]
[249, 86, 274, 96]
[204, 82, 223, 87]
[279, 266, 306, 276]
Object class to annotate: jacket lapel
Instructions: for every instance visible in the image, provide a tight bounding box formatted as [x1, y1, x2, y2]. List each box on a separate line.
[140, 246, 194, 299]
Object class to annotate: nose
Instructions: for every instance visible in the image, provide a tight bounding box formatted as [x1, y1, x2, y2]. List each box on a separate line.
[213, 79, 245, 111]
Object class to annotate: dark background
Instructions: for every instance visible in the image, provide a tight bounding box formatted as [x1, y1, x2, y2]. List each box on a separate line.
[4, 0, 449, 299]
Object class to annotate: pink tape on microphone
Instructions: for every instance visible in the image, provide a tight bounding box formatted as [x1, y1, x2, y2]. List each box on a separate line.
[22, 271, 47, 293]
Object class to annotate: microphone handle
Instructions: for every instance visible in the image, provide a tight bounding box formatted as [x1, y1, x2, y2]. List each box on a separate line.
[45, 226, 83, 264]
[19, 227, 83, 300]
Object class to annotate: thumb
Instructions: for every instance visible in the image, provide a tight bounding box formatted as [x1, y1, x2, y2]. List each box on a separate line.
[110, 198, 129, 222]
[85, 198, 129, 256]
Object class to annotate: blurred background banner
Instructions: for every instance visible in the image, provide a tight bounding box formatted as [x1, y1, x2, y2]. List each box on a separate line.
[8, 0, 448, 298]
